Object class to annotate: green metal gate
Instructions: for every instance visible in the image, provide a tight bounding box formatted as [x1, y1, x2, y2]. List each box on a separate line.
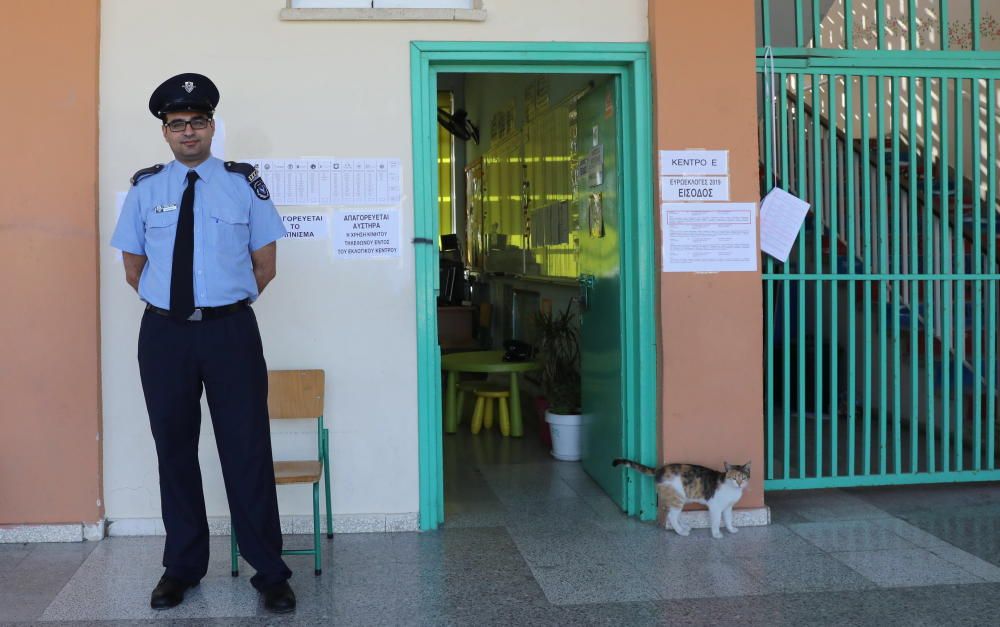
[758, 1, 1000, 489]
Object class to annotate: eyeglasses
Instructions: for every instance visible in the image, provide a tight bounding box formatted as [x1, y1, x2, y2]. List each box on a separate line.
[164, 117, 212, 133]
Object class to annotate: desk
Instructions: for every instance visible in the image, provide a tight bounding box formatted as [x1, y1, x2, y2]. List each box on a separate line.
[442, 350, 540, 437]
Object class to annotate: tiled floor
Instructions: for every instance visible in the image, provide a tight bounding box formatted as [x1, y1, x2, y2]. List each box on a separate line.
[5, 422, 1000, 625]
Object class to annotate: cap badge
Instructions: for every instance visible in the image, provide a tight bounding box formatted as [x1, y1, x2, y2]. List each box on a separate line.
[182, 81, 195, 94]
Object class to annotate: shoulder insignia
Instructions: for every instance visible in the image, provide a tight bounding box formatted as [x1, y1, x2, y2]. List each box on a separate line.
[225, 161, 270, 201]
[130, 163, 164, 186]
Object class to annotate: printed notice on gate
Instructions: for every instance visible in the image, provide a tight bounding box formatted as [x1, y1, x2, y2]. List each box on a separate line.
[333, 208, 400, 259]
[661, 203, 757, 272]
[759, 187, 810, 262]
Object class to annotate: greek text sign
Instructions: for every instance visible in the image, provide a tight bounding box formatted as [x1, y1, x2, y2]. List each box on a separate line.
[658, 150, 729, 176]
[333, 208, 400, 258]
[660, 175, 730, 202]
[280, 213, 328, 240]
[661, 202, 757, 272]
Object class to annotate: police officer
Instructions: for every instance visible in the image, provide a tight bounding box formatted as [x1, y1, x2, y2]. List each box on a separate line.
[111, 73, 295, 614]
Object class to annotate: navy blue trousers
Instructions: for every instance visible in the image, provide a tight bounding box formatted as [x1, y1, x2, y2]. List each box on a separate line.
[137, 306, 291, 590]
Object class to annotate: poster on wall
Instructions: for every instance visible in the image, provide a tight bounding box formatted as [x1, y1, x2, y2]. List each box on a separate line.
[246, 157, 401, 206]
[280, 213, 329, 240]
[661, 202, 757, 272]
[332, 208, 401, 259]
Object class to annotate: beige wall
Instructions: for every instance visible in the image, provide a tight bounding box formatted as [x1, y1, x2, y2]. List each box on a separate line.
[650, 0, 765, 508]
[99, 0, 648, 527]
[0, 0, 102, 524]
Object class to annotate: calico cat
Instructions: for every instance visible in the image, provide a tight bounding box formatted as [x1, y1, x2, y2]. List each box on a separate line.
[612, 459, 751, 538]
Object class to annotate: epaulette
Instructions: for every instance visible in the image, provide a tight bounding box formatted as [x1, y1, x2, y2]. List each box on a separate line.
[130, 164, 164, 186]
[224, 161, 270, 200]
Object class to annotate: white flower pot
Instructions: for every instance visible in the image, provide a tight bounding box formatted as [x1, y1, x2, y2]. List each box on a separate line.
[545, 410, 583, 461]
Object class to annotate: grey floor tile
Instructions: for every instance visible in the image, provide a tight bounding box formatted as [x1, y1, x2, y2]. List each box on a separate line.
[926, 545, 1000, 583]
[854, 483, 1000, 516]
[17, 419, 1000, 625]
[40, 537, 263, 622]
[868, 517, 953, 548]
[736, 551, 875, 593]
[711, 523, 825, 558]
[640, 553, 769, 600]
[900, 509, 1000, 566]
[526, 557, 662, 605]
[831, 548, 986, 587]
[0, 543, 32, 573]
[767, 489, 894, 522]
[789, 519, 918, 552]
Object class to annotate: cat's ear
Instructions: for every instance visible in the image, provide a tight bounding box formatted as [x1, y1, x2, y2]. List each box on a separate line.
[744, 461, 752, 471]
[724, 461, 731, 471]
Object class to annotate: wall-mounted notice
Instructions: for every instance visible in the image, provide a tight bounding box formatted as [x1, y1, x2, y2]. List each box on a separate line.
[660, 175, 730, 202]
[659, 150, 728, 176]
[246, 158, 401, 207]
[332, 208, 400, 259]
[280, 213, 328, 240]
[661, 202, 757, 272]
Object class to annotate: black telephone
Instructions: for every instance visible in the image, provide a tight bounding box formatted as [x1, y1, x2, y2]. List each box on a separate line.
[502, 339, 533, 362]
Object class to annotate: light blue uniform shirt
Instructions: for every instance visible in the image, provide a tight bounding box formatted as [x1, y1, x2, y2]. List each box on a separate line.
[111, 157, 286, 309]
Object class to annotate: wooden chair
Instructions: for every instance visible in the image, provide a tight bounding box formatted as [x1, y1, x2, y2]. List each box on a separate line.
[230, 369, 331, 577]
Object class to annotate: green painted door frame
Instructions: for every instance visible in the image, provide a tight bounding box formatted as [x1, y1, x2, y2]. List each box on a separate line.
[410, 41, 658, 530]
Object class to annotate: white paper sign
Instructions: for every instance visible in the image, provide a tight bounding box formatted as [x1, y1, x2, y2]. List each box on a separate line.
[759, 187, 810, 262]
[249, 158, 401, 207]
[660, 175, 730, 202]
[659, 150, 729, 176]
[280, 213, 328, 240]
[333, 208, 400, 258]
[661, 202, 758, 272]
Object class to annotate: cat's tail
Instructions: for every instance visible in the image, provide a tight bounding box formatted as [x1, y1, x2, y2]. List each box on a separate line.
[612, 458, 656, 476]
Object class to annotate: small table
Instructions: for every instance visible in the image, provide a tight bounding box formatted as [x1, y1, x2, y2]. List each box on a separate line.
[442, 350, 540, 437]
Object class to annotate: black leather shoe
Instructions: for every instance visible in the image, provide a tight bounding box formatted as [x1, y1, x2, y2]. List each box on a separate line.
[150, 575, 198, 610]
[260, 580, 296, 614]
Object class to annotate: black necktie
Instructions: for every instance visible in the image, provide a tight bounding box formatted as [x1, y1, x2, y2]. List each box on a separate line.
[169, 170, 198, 320]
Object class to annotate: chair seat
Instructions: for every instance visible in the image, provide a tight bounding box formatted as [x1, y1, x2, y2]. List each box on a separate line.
[474, 387, 510, 399]
[273, 460, 323, 484]
[466, 381, 510, 395]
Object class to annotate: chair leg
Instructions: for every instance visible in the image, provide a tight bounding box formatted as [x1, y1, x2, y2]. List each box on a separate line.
[470, 396, 485, 434]
[313, 482, 321, 576]
[456, 390, 466, 425]
[498, 397, 511, 436]
[483, 397, 494, 430]
[230, 527, 239, 577]
[323, 430, 333, 539]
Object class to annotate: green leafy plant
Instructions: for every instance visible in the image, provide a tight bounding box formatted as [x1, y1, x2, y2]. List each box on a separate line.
[534, 303, 581, 415]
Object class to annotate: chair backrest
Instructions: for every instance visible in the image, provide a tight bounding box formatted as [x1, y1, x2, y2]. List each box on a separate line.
[268, 370, 324, 420]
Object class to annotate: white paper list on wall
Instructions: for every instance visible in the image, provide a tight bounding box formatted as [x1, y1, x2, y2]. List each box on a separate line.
[246, 158, 401, 206]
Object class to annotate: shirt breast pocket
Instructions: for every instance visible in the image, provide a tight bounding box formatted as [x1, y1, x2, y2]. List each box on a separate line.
[144, 210, 179, 255]
[210, 208, 251, 252]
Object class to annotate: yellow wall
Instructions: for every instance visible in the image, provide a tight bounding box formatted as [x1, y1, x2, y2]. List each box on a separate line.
[0, 0, 102, 525]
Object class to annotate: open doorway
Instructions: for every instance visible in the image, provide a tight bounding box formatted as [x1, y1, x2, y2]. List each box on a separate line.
[411, 43, 657, 531]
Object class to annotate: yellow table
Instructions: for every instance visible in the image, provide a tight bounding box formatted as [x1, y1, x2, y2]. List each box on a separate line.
[442, 350, 540, 437]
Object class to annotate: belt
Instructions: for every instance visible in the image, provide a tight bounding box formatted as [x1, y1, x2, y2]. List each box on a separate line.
[145, 299, 249, 321]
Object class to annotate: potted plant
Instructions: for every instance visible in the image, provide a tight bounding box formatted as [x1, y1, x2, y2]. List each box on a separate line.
[534, 303, 583, 461]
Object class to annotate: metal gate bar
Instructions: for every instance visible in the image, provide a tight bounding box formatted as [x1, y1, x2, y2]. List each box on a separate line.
[759, 0, 1000, 489]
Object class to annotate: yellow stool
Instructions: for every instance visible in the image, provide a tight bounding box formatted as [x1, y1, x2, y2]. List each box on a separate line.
[469, 383, 512, 436]
[455, 380, 487, 426]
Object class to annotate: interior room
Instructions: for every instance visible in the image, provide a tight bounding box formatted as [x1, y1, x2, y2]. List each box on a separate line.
[434, 71, 633, 529]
